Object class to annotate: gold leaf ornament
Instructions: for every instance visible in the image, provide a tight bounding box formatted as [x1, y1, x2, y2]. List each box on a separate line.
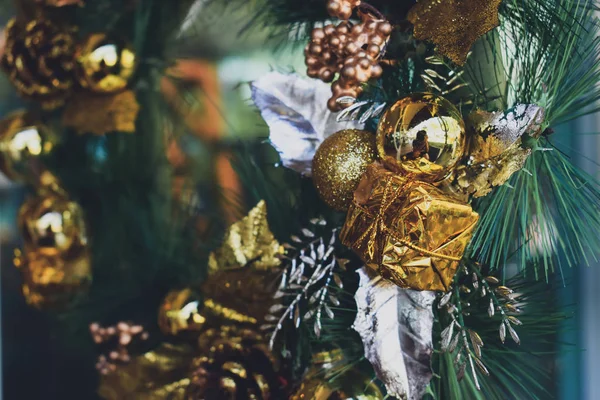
[208, 200, 284, 273]
[407, 0, 502, 65]
[441, 104, 546, 199]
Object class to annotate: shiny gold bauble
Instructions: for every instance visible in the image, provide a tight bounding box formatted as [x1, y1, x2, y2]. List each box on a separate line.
[377, 93, 466, 182]
[158, 288, 206, 336]
[14, 247, 92, 309]
[291, 368, 383, 400]
[76, 33, 136, 93]
[0, 111, 60, 187]
[313, 129, 377, 211]
[18, 192, 88, 258]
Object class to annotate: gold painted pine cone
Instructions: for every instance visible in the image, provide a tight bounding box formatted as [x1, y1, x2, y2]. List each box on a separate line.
[1, 18, 77, 108]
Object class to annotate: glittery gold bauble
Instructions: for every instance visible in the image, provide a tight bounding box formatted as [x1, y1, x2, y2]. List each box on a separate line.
[291, 367, 383, 400]
[0, 110, 60, 187]
[18, 192, 88, 258]
[158, 288, 206, 336]
[1, 18, 77, 108]
[186, 325, 283, 400]
[377, 93, 465, 183]
[14, 247, 91, 309]
[313, 129, 377, 211]
[76, 33, 136, 93]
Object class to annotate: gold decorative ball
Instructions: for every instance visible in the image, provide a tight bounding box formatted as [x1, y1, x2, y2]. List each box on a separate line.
[18, 193, 88, 258]
[0, 111, 60, 187]
[377, 93, 466, 182]
[76, 33, 136, 93]
[313, 129, 377, 211]
[14, 248, 92, 309]
[158, 288, 206, 336]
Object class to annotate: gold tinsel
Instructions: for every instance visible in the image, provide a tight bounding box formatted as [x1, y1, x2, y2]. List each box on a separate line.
[62, 90, 140, 134]
[313, 129, 377, 211]
[340, 163, 478, 291]
[407, 0, 502, 65]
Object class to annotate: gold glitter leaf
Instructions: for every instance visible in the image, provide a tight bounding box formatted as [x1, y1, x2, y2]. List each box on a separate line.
[208, 200, 283, 274]
[407, 0, 502, 65]
[62, 90, 139, 135]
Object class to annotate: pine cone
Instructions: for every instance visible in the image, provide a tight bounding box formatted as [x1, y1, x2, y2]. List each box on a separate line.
[1, 18, 77, 108]
[186, 326, 284, 400]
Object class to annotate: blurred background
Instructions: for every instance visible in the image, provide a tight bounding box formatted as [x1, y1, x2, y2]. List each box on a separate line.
[0, 2, 599, 399]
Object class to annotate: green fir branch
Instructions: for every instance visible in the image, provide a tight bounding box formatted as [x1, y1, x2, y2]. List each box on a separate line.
[470, 139, 600, 279]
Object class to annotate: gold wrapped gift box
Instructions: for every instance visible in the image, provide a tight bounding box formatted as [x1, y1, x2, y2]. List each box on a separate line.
[340, 163, 479, 291]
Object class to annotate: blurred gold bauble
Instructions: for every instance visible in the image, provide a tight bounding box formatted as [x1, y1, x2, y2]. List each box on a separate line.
[18, 192, 88, 258]
[76, 33, 136, 93]
[14, 247, 92, 309]
[377, 93, 465, 182]
[158, 288, 206, 336]
[312, 129, 377, 211]
[0, 111, 60, 187]
[291, 367, 383, 400]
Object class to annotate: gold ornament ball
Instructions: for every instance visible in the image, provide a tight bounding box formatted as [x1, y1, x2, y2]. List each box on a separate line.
[377, 93, 466, 182]
[14, 248, 92, 309]
[0, 111, 60, 187]
[158, 288, 206, 336]
[313, 129, 377, 211]
[76, 33, 136, 93]
[18, 192, 88, 258]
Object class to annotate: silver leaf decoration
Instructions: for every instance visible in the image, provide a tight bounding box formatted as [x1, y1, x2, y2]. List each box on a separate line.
[251, 72, 362, 175]
[353, 268, 435, 400]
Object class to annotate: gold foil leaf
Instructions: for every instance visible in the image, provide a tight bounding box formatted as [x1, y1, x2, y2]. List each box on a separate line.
[63, 90, 139, 135]
[98, 343, 192, 400]
[441, 104, 545, 199]
[407, 0, 502, 65]
[208, 200, 283, 274]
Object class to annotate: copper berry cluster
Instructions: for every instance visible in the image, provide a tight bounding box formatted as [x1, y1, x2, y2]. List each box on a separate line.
[305, 1, 392, 111]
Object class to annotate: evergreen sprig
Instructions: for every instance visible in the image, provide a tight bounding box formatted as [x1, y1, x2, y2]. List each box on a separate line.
[470, 139, 600, 280]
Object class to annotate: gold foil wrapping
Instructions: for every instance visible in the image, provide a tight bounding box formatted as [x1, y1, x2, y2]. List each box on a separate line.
[407, 0, 502, 65]
[340, 163, 478, 291]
